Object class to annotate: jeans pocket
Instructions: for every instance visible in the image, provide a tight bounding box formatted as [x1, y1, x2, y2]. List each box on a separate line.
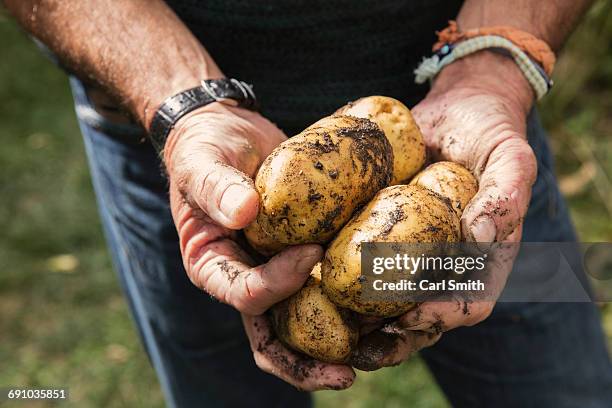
[70, 76, 145, 143]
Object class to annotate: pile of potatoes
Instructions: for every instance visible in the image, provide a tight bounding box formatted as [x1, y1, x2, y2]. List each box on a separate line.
[244, 96, 478, 364]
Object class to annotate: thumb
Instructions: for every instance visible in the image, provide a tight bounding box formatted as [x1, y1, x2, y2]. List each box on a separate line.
[174, 146, 260, 230]
[462, 136, 537, 244]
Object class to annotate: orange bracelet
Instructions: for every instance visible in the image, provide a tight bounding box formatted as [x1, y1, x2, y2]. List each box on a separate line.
[433, 20, 556, 77]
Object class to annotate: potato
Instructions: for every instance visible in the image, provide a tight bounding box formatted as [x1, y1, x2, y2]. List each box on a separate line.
[243, 218, 287, 257]
[410, 161, 478, 218]
[245, 115, 393, 248]
[336, 96, 426, 185]
[270, 263, 358, 363]
[321, 185, 460, 317]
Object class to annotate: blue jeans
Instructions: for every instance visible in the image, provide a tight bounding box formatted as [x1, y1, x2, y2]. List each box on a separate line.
[70, 77, 612, 407]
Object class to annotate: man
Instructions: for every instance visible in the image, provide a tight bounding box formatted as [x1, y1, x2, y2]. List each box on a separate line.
[6, 0, 612, 406]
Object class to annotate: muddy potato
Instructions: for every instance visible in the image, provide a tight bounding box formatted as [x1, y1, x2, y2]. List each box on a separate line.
[336, 96, 426, 185]
[321, 185, 460, 317]
[245, 115, 393, 249]
[410, 161, 478, 218]
[243, 218, 287, 257]
[270, 263, 359, 363]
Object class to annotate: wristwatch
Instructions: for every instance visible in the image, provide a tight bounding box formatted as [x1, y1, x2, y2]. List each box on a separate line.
[148, 78, 258, 153]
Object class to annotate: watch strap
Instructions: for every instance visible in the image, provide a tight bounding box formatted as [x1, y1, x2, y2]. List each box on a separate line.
[148, 78, 258, 153]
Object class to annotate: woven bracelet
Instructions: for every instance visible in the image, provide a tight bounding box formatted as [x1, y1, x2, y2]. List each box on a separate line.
[414, 35, 553, 100]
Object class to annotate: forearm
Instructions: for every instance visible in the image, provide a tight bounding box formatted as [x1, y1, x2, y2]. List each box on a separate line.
[432, 0, 593, 113]
[457, 0, 593, 51]
[4, 0, 223, 127]
[404, 1, 593, 339]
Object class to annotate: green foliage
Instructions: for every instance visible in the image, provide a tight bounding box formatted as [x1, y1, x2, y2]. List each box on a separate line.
[541, 1, 612, 242]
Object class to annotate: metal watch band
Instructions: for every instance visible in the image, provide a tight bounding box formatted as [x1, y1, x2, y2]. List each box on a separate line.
[148, 78, 258, 153]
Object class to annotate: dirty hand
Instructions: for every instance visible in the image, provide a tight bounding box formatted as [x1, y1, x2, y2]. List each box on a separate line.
[352, 52, 537, 370]
[163, 102, 355, 390]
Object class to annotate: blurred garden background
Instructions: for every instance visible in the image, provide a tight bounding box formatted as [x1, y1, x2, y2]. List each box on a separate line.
[1, 2, 611, 407]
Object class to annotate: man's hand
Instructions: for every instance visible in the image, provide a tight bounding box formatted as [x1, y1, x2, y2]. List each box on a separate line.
[354, 51, 537, 370]
[405, 51, 536, 328]
[163, 102, 355, 390]
[349, 0, 594, 371]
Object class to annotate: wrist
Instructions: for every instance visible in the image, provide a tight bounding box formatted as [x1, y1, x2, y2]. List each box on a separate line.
[151, 78, 258, 159]
[430, 50, 534, 117]
[140, 72, 225, 130]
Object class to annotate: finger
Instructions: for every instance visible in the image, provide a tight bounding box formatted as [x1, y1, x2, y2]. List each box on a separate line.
[232, 244, 324, 314]
[462, 137, 536, 244]
[357, 315, 388, 336]
[243, 314, 356, 391]
[171, 183, 324, 314]
[398, 226, 522, 333]
[396, 300, 495, 333]
[350, 323, 441, 371]
[180, 218, 320, 315]
[194, 241, 323, 315]
[174, 145, 260, 230]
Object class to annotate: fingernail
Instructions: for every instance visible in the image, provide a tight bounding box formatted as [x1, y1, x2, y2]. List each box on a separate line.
[220, 184, 252, 219]
[469, 216, 496, 252]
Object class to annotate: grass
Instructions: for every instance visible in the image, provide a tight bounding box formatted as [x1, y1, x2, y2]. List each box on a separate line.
[0, 3, 611, 407]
